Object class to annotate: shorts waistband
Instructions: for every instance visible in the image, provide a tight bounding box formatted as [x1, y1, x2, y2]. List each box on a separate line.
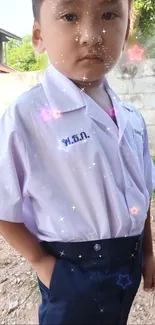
[40, 233, 143, 262]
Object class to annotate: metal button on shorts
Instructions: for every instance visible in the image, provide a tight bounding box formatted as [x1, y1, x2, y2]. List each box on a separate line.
[94, 244, 101, 251]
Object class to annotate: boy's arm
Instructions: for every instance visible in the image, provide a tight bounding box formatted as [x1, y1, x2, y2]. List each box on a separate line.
[0, 221, 47, 263]
[0, 112, 55, 288]
[141, 116, 155, 290]
[142, 116, 155, 257]
[143, 203, 153, 257]
[0, 221, 56, 288]
[143, 202, 155, 291]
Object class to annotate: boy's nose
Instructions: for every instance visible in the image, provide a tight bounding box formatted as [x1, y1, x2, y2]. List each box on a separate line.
[79, 28, 103, 46]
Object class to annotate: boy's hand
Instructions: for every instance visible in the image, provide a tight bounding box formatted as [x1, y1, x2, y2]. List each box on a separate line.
[143, 255, 155, 292]
[33, 254, 56, 289]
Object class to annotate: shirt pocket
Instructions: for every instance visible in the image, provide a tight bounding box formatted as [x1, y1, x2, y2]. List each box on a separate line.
[132, 128, 144, 168]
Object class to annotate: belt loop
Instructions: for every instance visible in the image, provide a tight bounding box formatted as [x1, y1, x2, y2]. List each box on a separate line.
[135, 232, 143, 252]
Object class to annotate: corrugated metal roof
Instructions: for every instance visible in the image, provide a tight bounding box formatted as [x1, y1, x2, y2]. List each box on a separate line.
[0, 28, 21, 41]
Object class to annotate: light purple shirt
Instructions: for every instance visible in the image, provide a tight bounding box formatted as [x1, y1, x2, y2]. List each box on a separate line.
[0, 64, 155, 242]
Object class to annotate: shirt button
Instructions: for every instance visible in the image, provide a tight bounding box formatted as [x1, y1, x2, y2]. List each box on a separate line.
[127, 180, 132, 187]
[94, 244, 101, 251]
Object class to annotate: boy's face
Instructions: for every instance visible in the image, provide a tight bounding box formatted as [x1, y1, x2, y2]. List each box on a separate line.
[33, 0, 130, 82]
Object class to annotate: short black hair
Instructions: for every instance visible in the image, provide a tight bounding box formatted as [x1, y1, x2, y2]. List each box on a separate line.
[32, 0, 133, 21]
[32, 0, 43, 21]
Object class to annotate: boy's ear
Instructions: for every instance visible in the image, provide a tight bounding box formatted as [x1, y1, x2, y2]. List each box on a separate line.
[32, 21, 45, 54]
[125, 18, 131, 41]
[122, 18, 131, 51]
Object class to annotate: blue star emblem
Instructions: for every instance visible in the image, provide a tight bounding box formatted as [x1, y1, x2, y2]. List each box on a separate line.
[116, 274, 132, 290]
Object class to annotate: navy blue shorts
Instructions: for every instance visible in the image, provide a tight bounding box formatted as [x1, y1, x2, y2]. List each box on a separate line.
[38, 233, 143, 325]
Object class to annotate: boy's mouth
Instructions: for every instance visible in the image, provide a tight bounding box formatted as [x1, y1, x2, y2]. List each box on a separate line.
[79, 54, 103, 63]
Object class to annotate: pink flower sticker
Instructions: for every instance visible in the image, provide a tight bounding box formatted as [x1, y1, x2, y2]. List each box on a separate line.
[109, 108, 116, 117]
[130, 207, 139, 216]
[40, 108, 53, 121]
[53, 110, 62, 119]
[127, 45, 144, 62]
[40, 108, 61, 121]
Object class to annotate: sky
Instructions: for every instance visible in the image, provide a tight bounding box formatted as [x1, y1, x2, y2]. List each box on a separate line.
[0, 0, 33, 37]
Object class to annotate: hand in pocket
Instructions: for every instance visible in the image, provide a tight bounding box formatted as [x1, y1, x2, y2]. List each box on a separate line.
[33, 255, 56, 289]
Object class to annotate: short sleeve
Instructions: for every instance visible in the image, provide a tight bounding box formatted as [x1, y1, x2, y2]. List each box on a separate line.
[143, 119, 155, 198]
[0, 113, 27, 222]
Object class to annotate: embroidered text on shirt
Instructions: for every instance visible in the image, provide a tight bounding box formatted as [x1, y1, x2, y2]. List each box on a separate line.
[132, 129, 144, 140]
[133, 129, 144, 139]
[62, 132, 90, 147]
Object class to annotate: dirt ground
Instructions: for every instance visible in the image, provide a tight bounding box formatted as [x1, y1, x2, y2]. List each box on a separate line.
[0, 200, 155, 325]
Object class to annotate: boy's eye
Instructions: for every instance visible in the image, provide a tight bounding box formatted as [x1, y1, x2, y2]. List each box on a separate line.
[61, 13, 77, 22]
[102, 12, 117, 20]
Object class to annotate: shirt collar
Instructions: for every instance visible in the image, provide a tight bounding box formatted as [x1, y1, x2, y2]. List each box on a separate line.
[41, 64, 85, 113]
[41, 64, 134, 116]
[104, 78, 134, 113]
[105, 79, 134, 141]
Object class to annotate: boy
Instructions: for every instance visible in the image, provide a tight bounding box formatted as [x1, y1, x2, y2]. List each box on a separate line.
[0, 0, 155, 324]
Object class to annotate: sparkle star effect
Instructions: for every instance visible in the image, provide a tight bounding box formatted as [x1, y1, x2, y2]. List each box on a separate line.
[40, 108, 62, 121]
[81, 76, 88, 81]
[60, 250, 65, 257]
[127, 45, 144, 62]
[130, 207, 139, 216]
[80, 87, 85, 92]
[72, 205, 76, 210]
[130, 253, 136, 259]
[58, 140, 70, 152]
[116, 274, 132, 289]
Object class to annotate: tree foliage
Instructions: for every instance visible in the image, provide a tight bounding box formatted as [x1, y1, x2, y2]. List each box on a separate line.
[134, 0, 155, 36]
[129, 0, 155, 58]
[5, 35, 42, 72]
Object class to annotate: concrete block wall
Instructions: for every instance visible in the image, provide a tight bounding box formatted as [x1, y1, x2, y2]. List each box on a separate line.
[108, 59, 155, 153]
[0, 59, 155, 152]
